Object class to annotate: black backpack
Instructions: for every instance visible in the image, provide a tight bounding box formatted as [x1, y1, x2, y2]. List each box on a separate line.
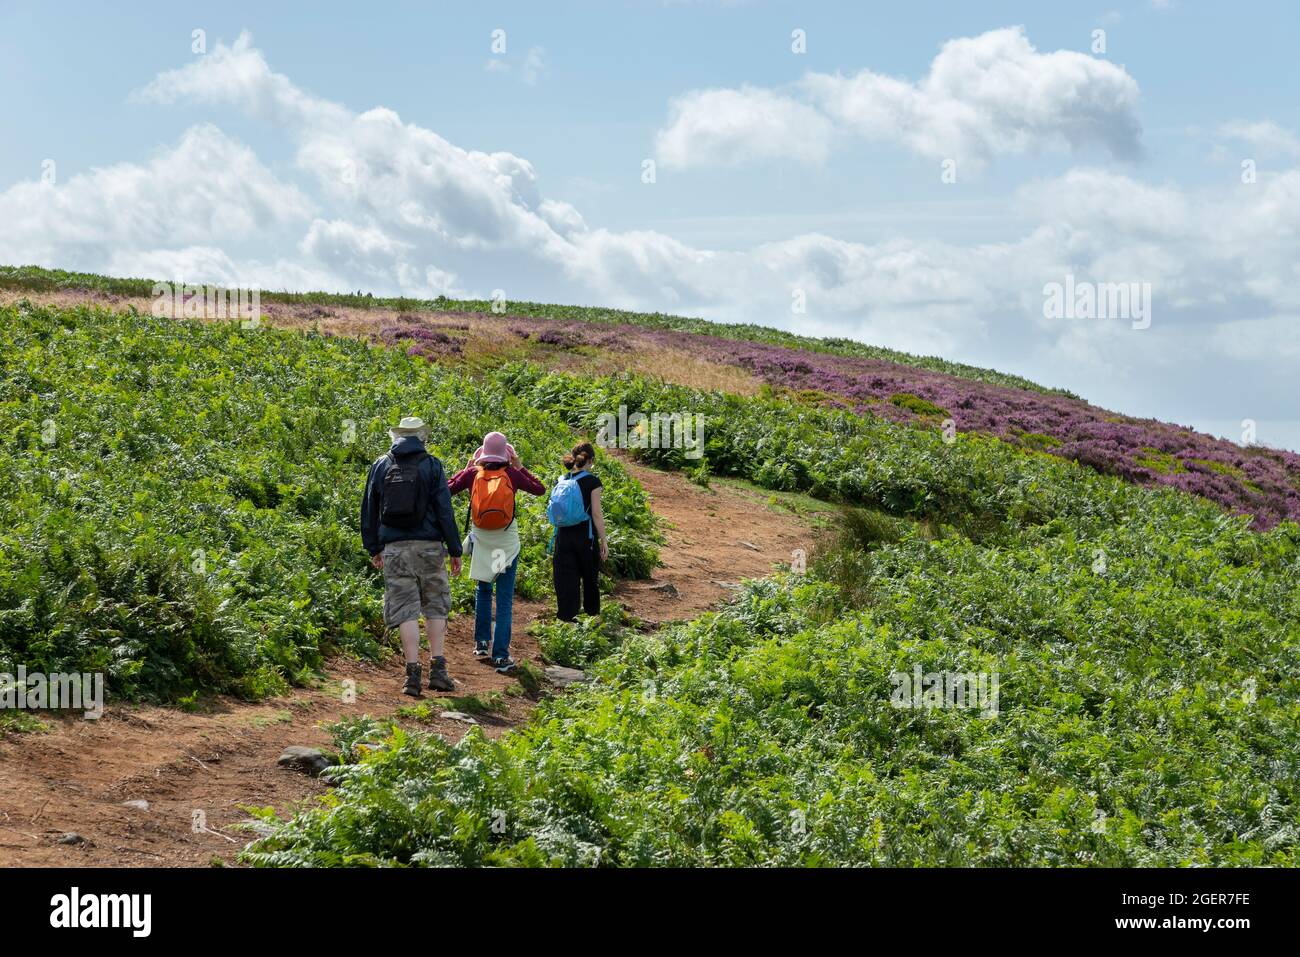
[380, 451, 430, 528]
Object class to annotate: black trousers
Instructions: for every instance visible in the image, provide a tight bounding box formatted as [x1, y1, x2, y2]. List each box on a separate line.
[553, 530, 600, 621]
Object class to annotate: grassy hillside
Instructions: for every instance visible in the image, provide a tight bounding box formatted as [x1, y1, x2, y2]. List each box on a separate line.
[245, 366, 1300, 865]
[2, 285, 1296, 866]
[0, 301, 657, 701]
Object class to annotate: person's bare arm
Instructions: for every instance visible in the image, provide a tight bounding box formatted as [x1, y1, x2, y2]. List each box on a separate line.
[590, 487, 608, 562]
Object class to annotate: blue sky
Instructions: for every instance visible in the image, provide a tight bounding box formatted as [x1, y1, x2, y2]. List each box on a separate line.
[2, 0, 1298, 448]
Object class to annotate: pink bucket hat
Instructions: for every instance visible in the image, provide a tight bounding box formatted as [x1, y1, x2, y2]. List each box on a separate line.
[473, 431, 515, 465]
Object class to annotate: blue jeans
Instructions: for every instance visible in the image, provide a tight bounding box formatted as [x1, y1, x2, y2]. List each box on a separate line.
[474, 555, 519, 659]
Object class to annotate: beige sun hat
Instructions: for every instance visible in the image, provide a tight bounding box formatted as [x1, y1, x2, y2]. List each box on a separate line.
[388, 415, 429, 441]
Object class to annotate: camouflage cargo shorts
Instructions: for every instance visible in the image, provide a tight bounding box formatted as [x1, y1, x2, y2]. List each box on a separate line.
[382, 539, 451, 627]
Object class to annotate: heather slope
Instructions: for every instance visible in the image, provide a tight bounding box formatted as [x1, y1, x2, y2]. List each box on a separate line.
[436, 313, 1300, 530]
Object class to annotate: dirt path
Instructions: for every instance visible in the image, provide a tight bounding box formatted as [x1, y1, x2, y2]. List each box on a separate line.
[0, 460, 814, 867]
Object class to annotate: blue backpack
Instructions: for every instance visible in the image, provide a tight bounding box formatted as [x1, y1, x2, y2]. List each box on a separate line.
[546, 469, 592, 549]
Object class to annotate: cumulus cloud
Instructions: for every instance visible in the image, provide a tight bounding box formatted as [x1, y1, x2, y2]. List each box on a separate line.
[656, 86, 835, 168]
[134, 31, 346, 128]
[0, 123, 311, 272]
[655, 27, 1141, 169]
[128, 33, 571, 292]
[814, 27, 1141, 162]
[537, 199, 587, 238]
[300, 219, 412, 273]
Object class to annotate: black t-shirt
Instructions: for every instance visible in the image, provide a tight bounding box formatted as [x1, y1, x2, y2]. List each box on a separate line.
[556, 471, 601, 543]
[576, 471, 601, 514]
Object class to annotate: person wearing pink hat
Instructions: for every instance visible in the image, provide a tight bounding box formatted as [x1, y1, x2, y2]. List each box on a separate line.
[448, 432, 545, 672]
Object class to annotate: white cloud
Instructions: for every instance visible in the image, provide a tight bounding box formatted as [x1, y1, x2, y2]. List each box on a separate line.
[655, 86, 835, 168]
[814, 27, 1142, 162]
[655, 27, 1142, 169]
[128, 33, 570, 292]
[1218, 119, 1300, 158]
[135, 31, 346, 129]
[300, 218, 413, 273]
[537, 199, 588, 238]
[0, 123, 311, 271]
[1019, 167, 1190, 238]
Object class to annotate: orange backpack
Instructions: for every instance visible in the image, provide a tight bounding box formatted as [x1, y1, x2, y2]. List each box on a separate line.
[470, 466, 516, 530]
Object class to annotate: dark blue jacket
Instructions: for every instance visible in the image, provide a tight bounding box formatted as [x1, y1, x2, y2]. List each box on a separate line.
[361, 436, 462, 557]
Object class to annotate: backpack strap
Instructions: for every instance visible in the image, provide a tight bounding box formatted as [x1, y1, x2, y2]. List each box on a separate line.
[465, 465, 484, 532]
[570, 470, 593, 539]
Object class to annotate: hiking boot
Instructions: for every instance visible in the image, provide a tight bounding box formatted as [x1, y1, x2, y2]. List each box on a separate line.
[492, 656, 517, 675]
[427, 657, 456, 692]
[402, 662, 422, 697]
[473, 643, 491, 660]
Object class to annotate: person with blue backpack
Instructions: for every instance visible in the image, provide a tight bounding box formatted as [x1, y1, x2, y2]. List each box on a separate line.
[548, 441, 608, 621]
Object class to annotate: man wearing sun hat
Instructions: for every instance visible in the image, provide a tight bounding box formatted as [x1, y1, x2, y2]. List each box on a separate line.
[361, 416, 463, 696]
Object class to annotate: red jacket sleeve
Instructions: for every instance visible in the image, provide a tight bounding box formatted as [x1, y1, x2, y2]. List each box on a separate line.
[447, 465, 476, 494]
[508, 465, 546, 495]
